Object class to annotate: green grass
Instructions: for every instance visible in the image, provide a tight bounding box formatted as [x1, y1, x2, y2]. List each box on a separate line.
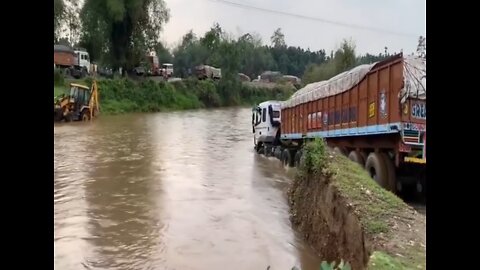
[299, 139, 405, 235]
[328, 152, 405, 235]
[368, 249, 425, 270]
[298, 139, 425, 270]
[57, 77, 294, 114]
[368, 251, 405, 269]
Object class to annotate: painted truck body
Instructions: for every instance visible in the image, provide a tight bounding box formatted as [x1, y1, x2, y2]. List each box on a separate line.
[54, 45, 91, 78]
[252, 54, 426, 194]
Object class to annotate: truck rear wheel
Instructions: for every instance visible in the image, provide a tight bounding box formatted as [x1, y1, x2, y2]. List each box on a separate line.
[274, 147, 283, 160]
[348, 150, 365, 167]
[334, 147, 347, 156]
[365, 152, 388, 189]
[294, 150, 303, 167]
[380, 153, 397, 193]
[281, 149, 293, 167]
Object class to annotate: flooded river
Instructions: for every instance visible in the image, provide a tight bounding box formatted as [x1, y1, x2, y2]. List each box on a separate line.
[54, 108, 322, 270]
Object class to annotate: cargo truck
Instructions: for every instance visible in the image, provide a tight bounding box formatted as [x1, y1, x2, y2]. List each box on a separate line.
[54, 45, 91, 78]
[252, 53, 426, 194]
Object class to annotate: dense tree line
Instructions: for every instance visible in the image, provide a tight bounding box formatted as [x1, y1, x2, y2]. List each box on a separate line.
[54, 0, 422, 84]
[169, 25, 328, 80]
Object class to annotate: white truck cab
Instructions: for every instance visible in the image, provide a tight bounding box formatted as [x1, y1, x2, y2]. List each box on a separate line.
[252, 101, 282, 149]
[162, 63, 174, 77]
[75, 50, 91, 74]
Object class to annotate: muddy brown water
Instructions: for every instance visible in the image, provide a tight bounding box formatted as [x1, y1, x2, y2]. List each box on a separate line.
[54, 108, 322, 270]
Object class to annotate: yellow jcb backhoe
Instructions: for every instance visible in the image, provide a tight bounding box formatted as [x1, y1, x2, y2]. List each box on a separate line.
[54, 80, 99, 122]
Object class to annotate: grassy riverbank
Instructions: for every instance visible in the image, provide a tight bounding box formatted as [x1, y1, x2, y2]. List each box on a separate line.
[289, 139, 426, 270]
[53, 75, 295, 114]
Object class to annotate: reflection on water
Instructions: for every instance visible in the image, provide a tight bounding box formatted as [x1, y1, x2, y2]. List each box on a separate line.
[54, 108, 321, 270]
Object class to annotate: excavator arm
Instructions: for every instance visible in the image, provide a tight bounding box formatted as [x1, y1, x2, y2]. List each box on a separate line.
[88, 80, 100, 119]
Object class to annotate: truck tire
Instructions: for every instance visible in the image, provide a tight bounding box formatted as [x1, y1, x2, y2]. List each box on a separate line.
[255, 144, 263, 154]
[281, 149, 293, 167]
[380, 153, 396, 192]
[365, 152, 388, 189]
[274, 147, 283, 160]
[348, 150, 365, 167]
[263, 145, 271, 157]
[334, 146, 347, 156]
[418, 175, 426, 196]
[294, 150, 303, 167]
[359, 152, 368, 165]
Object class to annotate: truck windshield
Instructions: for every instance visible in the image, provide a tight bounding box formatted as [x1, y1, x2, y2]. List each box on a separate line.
[70, 87, 78, 98]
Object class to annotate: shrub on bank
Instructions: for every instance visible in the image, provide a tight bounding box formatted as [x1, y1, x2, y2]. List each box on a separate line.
[54, 68, 65, 86]
[85, 77, 294, 114]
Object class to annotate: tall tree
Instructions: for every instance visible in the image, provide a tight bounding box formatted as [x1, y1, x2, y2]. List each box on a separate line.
[302, 39, 357, 84]
[54, 0, 64, 42]
[333, 39, 357, 74]
[416, 36, 426, 58]
[54, 0, 81, 44]
[270, 28, 286, 48]
[155, 42, 173, 64]
[80, 0, 170, 69]
[201, 23, 223, 51]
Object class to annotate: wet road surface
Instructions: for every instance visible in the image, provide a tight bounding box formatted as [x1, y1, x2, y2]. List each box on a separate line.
[54, 108, 322, 270]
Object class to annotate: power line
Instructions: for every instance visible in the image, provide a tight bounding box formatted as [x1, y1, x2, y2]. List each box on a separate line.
[205, 0, 419, 38]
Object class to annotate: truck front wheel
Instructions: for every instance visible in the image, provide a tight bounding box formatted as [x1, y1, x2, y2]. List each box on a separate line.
[263, 145, 272, 157]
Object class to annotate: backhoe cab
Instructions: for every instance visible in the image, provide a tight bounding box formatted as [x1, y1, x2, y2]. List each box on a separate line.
[54, 81, 99, 122]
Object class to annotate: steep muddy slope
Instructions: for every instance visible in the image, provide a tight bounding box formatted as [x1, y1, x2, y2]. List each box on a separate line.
[288, 140, 426, 270]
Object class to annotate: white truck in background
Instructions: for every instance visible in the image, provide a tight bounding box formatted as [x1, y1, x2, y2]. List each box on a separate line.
[54, 45, 91, 78]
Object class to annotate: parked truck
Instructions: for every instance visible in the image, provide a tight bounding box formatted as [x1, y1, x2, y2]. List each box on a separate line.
[146, 53, 160, 76]
[161, 63, 174, 78]
[252, 53, 426, 195]
[54, 45, 91, 78]
[196, 65, 221, 80]
[259, 71, 282, 82]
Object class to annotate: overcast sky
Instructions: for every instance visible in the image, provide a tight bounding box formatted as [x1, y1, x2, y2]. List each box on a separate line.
[162, 0, 425, 55]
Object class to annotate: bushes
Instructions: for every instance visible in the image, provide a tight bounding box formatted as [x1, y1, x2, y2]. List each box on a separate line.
[195, 80, 222, 107]
[300, 138, 330, 176]
[89, 78, 291, 114]
[54, 68, 65, 86]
